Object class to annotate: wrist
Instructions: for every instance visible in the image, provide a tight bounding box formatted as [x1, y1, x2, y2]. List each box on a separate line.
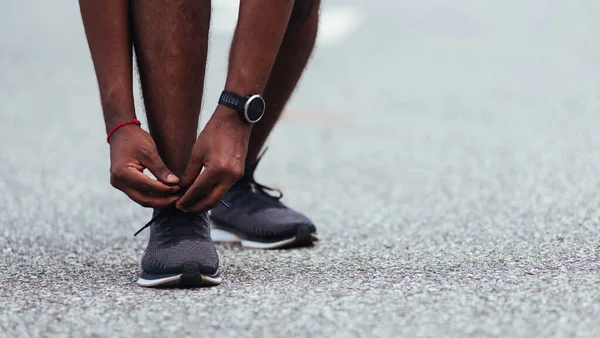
[103, 107, 137, 132]
[212, 106, 253, 133]
[106, 119, 141, 144]
[105, 115, 137, 135]
[218, 90, 266, 124]
[101, 92, 136, 133]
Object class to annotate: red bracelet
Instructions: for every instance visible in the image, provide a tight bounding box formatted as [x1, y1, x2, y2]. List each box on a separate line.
[106, 119, 141, 144]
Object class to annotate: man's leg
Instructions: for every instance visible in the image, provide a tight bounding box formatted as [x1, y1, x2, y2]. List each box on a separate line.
[129, 0, 221, 288]
[245, 0, 320, 163]
[210, 0, 320, 249]
[130, 0, 210, 176]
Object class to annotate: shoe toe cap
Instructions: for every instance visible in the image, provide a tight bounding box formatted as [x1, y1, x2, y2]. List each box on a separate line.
[142, 239, 219, 275]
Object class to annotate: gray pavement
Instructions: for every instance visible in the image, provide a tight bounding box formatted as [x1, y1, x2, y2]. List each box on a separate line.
[2, 0, 600, 337]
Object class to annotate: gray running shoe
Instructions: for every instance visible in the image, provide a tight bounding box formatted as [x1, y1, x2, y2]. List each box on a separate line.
[210, 152, 318, 249]
[134, 208, 221, 287]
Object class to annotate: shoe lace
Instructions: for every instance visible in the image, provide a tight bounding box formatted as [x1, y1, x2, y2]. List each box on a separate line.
[133, 209, 206, 243]
[234, 148, 284, 202]
[248, 180, 284, 200]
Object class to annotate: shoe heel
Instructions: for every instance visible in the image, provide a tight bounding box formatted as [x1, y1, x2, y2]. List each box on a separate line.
[179, 262, 202, 288]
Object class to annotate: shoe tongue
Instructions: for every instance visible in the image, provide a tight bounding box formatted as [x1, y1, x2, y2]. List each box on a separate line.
[152, 208, 208, 225]
[232, 150, 275, 193]
[152, 206, 179, 219]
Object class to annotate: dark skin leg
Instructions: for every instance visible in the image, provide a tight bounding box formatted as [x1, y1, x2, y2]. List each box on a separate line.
[177, 0, 296, 212]
[130, 0, 210, 177]
[80, 0, 182, 208]
[81, 0, 313, 211]
[245, 0, 321, 164]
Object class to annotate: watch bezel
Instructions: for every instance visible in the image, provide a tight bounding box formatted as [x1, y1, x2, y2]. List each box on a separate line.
[243, 94, 265, 124]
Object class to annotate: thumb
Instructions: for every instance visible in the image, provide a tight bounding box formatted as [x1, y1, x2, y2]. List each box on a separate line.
[143, 150, 179, 185]
[180, 155, 203, 190]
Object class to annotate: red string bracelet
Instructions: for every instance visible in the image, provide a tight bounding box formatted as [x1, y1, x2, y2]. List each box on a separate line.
[106, 119, 141, 144]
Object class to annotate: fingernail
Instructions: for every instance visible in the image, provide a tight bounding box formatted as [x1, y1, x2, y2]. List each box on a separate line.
[167, 174, 178, 183]
[176, 205, 187, 212]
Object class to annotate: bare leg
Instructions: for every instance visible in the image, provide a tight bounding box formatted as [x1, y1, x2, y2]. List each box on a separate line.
[208, 0, 320, 249]
[130, 0, 211, 177]
[245, 0, 320, 164]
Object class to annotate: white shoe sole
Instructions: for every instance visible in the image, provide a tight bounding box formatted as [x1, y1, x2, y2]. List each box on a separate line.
[211, 226, 319, 250]
[137, 274, 222, 287]
[136, 262, 222, 288]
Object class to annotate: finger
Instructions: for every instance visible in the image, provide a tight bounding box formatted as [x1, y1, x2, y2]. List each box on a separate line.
[122, 167, 180, 196]
[121, 186, 181, 209]
[179, 154, 204, 190]
[184, 183, 231, 213]
[176, 167, 219, 210]
[140, 148, 179, 185]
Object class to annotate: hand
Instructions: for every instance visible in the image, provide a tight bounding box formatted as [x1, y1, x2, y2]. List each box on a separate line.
[176, 107, 252, 212]
[109, 124, 181, 208]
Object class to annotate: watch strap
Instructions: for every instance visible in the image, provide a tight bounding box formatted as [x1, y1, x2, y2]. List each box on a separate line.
[219, 91, 245, 112]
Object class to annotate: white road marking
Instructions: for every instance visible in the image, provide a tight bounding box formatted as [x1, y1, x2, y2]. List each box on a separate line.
[211, 0, 364, 46]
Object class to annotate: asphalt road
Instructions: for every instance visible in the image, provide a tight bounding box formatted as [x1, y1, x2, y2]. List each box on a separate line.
[2, 0, 600, 337]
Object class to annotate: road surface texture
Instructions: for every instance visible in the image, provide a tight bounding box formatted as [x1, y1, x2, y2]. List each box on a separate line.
[2, 0, 600, 337]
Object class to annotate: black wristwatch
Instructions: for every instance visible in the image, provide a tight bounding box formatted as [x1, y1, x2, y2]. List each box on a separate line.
[218, 90, 265, 124]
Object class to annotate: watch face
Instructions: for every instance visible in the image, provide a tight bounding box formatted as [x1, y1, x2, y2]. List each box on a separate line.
[244, 95, 265, 123]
